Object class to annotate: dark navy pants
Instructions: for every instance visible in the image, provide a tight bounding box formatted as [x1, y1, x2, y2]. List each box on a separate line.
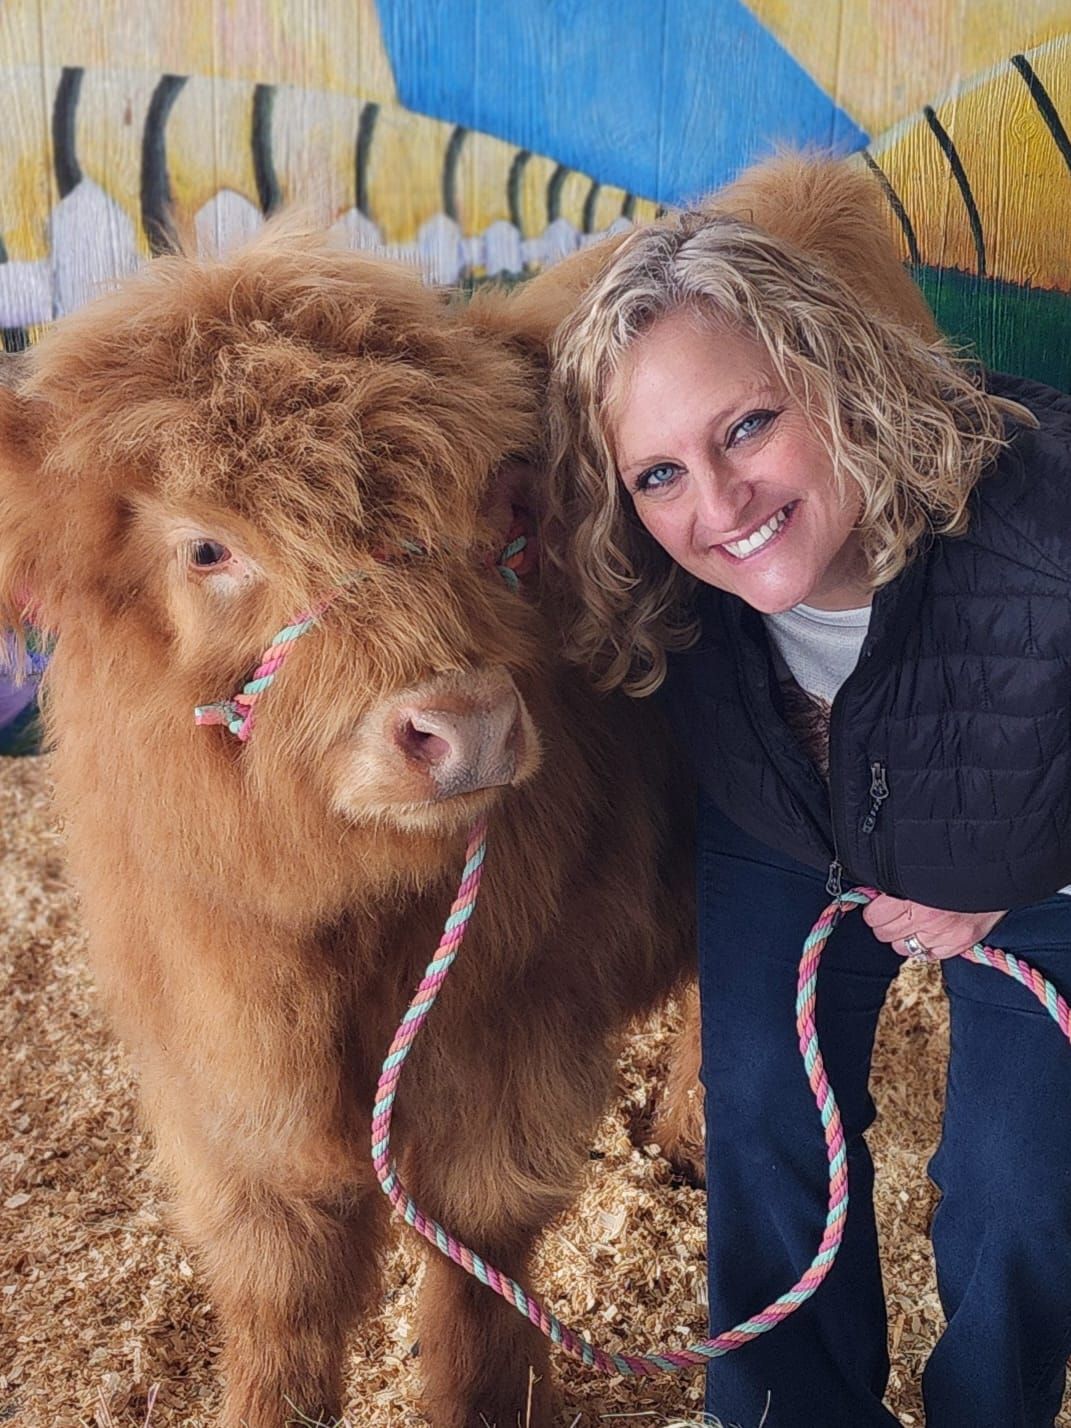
[698, 794, 1071, 1428]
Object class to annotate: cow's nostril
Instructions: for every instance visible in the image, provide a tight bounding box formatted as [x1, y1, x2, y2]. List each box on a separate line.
[398, 718, 453, 767]
[393, 687, 525, 799]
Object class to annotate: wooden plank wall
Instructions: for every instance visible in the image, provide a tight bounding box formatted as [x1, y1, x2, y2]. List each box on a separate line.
[0, 0, 1067, 383]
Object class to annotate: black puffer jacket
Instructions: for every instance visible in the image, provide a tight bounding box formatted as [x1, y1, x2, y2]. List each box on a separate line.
[664, 373, 1071, 912]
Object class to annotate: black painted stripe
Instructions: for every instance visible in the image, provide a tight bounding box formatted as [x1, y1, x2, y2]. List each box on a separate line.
[442, 124, 467, 222]
[0, 234, 31, 351]
[506, 148, 531, 231]
[52, 67, 83, 198]
[140, 73, 188, 254]
[1011, 53, 1071, 176]
[546, 163, 570, 223]
[251, 84, 281, 215]
[581, 179, 601, 234]
[862, 150, 921, 266]
[621, 191, 637, 220]
[354, 101, 379, 218]
[923, 104, 986, 278]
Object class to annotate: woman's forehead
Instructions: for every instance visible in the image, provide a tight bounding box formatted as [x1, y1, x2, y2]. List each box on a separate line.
[606, 314, 784, 447]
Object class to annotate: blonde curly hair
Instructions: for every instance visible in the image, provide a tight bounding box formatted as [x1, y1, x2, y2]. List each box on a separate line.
[545, 209, 1024, 696]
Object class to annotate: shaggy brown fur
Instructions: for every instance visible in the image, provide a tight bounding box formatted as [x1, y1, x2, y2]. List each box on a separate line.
[0, 235, 695, 1427]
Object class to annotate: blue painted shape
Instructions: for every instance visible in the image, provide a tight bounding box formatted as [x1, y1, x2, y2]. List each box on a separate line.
[376, 0, 869, 206]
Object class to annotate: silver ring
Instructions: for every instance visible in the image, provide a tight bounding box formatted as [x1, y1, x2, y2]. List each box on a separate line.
[903, 934, 930, 959]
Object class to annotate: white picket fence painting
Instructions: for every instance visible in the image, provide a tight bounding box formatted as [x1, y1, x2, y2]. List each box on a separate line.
[0, 180, 634, 330]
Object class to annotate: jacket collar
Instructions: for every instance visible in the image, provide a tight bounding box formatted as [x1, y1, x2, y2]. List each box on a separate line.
[860, 533, 934, 664]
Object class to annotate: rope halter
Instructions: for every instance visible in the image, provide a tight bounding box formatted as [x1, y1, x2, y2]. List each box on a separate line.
[194, 520, 533, 742]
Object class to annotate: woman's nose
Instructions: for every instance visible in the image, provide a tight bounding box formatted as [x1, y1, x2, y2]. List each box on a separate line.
[691, 466, 753, 544]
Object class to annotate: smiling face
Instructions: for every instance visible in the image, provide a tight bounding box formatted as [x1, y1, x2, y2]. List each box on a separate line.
[609, 308, 869, 613]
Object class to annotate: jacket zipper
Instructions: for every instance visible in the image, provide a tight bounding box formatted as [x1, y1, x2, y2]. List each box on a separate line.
[826, 650, 887, 898]
[826, 852, 844, 897]
[829, 761, 893, 898]
[861, 761, 888, 834]
[826, 680, 851, 898]
[862, 759, 894, 891]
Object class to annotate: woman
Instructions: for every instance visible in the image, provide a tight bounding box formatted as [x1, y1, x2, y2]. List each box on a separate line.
[545, 175, 1071, 1428]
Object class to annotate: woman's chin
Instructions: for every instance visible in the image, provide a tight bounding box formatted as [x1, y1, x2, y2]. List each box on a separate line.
[726, 567, 816, 614]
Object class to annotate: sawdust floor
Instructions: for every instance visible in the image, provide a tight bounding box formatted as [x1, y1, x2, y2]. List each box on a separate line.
[1, 755, 1068, 1428]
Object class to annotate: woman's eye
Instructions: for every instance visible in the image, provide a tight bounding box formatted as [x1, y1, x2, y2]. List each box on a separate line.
[636, 463, 679, 493]
[728, 409, 778, 447]
[190, 540, 232, 569]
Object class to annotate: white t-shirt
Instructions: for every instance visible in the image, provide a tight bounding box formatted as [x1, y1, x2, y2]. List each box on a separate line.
[763, 601, 871, 702]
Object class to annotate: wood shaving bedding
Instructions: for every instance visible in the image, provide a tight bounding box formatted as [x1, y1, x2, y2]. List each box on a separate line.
[1, 757, 1067, 1427]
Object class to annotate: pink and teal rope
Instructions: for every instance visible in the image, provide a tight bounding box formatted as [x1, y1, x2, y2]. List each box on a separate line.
[372, 867, 1071, 1376]
[194, 606, 326, 741]
[371, 847, 861, 1373]
[959, 940, 1071, 1029]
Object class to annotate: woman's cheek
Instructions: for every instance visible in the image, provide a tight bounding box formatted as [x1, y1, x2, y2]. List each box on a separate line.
[635, 497, 688, 557]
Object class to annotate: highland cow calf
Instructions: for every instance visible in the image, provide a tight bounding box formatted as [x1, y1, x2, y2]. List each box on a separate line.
[0, 233, 695, 1428]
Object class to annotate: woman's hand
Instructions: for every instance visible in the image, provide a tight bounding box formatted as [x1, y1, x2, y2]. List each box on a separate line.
[862, 895, 1007, 961]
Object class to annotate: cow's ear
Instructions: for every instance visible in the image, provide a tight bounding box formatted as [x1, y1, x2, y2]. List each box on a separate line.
[703, 153, 938, 338]
[463, 237, 635, 538]
[0, 384, 54, 636]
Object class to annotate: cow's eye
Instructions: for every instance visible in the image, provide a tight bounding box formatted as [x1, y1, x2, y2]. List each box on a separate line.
[190, 540, 231, 569]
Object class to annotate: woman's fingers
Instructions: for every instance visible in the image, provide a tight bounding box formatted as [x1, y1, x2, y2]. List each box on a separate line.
[868, 899, 1009, 961]
[862, 894, 916, 934]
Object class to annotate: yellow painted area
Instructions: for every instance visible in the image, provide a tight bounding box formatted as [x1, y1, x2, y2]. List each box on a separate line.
[168, 75, 263, 222]
[512, 152, 563, 238]
[0, 48, 659, 256]
[869, 36, 1071, 292]
[359, 100, 456, 241]
[744, 0, 1071, 137]
[452, 129, 517, 232]
[74, 70, 164, 257]
[0, 0, 1062, 298]
[261, 86, 366, 222]
[499, 149, 654, 240]
[0, 0, 396, 102]
[553, 169, 595, 225]
[587, 182, 641, 232]
[0, 68, 55, 259]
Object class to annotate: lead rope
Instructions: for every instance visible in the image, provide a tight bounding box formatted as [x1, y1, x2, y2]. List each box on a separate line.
[187, 540, 1071, 1374]
[372, 851, 1071, 1376]
[374, 840, 851, 1375]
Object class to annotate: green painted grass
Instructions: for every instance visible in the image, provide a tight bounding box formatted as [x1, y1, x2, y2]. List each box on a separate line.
[913, 265, 1071, 392]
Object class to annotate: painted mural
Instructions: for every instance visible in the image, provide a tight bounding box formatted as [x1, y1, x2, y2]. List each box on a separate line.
[0, 0, 1069, 390]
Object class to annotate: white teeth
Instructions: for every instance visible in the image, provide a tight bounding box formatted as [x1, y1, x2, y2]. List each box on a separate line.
[723, 505, 790, 558]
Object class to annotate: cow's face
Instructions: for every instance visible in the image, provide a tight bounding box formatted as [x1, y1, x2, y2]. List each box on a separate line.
[0, 230, 547, 838]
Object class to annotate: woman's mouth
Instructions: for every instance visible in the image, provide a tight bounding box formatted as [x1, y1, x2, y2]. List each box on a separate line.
[719, 502, 797, 560]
